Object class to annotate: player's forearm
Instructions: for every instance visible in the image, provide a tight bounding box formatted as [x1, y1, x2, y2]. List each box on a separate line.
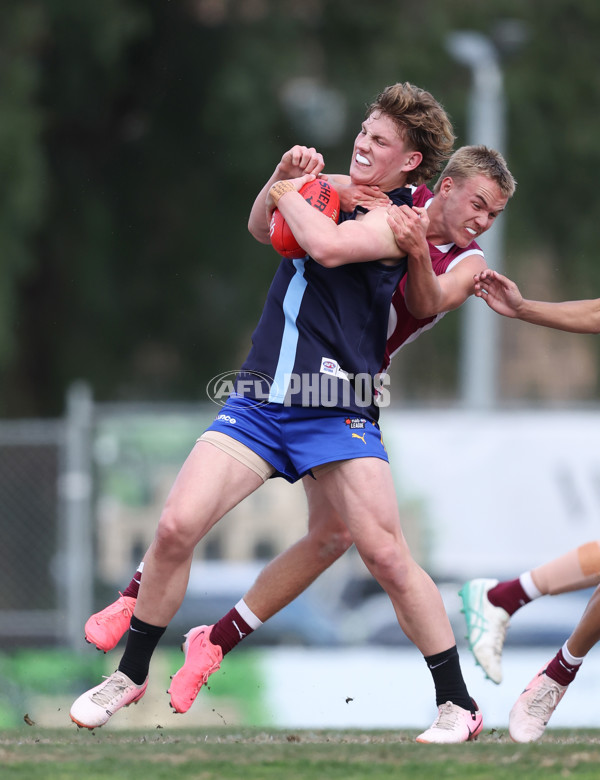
[517, 298, 600, 334]
[276, 191, 343, 265]
[324, 173, 351, 189]
[275, 190, 396, 268]
[248, 169, 289, 244]
[404, 248, 443, 318]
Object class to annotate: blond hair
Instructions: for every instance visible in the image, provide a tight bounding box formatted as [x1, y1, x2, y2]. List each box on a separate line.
[367, 82, 455, 184]
[433, 145, 516, 198]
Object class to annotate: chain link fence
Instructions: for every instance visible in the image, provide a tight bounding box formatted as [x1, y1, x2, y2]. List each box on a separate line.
[3, 382, 598, 654]
[0, 383, 94, 649]
[0, 419, 65, 644]
[0, 383, 315, 651]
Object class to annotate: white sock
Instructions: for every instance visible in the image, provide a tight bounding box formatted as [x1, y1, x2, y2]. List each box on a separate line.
[131, 561, 144, 586]
[235, 598, 263, 630]
[563, 641, 584, 667]
[519, 571, 543, 600]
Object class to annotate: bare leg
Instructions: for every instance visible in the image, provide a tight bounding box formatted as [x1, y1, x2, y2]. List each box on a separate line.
[311, 456, 481, 743]
[531, 541, 600, 596]
[243, 475, 353, 620]
[84, 471, 354, 652]
[167, 455, 477, 739]
[566, 583, 600, 657]
[166, 473, 354, 715]
[70, 440, 266, 729]
[135, 441, 265, 627]
[508, 583, 600, 743]
[316, 457, 455, 656]
[461, 542, 600, 687]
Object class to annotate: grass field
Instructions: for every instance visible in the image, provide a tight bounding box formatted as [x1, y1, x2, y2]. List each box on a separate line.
[3, 727, 600, 779]
[3, 648, 600, 778]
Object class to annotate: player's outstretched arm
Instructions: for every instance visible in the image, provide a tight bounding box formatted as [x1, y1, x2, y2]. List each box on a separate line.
[473, 269, 524, 318]
[474, 268, 600, 334]
[248, 146, 324, 244]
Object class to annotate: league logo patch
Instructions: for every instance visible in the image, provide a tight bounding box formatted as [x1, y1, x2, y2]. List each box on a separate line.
[344, 418, 366, 429]
[320, 357, 349, 381]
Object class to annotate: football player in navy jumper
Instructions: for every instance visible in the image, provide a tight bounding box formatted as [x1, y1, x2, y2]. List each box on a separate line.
[72, 87, 510, 743]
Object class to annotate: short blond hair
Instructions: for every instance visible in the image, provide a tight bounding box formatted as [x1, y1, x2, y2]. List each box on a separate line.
[367, 82, 455, 185]
[433, 145, 516, 198]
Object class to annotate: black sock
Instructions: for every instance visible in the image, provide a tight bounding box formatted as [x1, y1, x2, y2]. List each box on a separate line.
[424, 645, 473, 711]
[117, 615, 166, 685]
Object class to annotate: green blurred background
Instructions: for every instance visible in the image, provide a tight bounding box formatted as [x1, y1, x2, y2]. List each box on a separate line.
[4, 0, 600, 734]
[4, 0, 600, 418]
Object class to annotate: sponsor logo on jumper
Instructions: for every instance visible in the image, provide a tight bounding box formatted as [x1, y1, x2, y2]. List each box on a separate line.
[216, 413, 237, 424]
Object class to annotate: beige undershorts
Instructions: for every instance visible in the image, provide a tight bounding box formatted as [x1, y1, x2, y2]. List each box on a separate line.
[198, 430, 275, 482]
[198, 430, 347, 482]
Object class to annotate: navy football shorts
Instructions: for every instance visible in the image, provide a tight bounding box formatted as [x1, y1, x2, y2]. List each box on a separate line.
[204, 395, 388, 483]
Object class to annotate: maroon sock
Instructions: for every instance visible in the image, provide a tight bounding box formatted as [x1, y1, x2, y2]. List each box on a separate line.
[545, 648, 581, 686]
[122, 569, 143, 599]
[487, 578, 531, 616]
[209, 607, 254, 655]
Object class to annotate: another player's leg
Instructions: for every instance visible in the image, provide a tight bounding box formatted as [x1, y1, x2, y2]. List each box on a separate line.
[460, 540, 600, 684]
[458, 578, 511, 684]
[316, 458, 482, 744]
[509, 583, 600, 742]
[84, 563, 144, 652]
[70, 442, 264, 729]
[168, 476, 353, 712]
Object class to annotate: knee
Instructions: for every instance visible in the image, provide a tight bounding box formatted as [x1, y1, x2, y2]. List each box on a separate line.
[153, 505, 197, 561]
[309, 523, 353, 563]
[361, 543, 413, 589]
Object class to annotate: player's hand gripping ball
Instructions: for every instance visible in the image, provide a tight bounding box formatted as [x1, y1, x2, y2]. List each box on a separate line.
[270, 179, 340, 259]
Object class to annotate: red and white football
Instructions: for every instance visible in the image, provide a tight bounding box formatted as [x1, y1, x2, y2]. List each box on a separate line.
[269, 179, 340, 260]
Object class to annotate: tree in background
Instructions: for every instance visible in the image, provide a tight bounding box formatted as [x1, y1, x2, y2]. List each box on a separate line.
[2, 0, 600, 416]
[0, 4, 47, 409]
